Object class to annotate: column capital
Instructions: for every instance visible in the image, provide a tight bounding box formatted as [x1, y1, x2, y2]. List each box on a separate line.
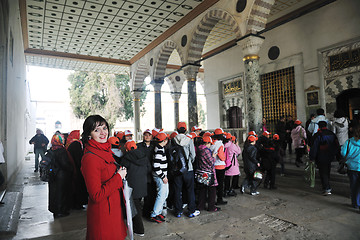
[131, 90, 142, 99]
[170, 92, 182, 101]
[237, 34, 265, 58]
[183, 63, 201, 79]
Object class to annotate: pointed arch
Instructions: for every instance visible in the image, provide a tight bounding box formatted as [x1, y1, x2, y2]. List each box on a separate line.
[131, 59, 148, 93]
[187, 9, 241, 63]
[153, 40, 184, 81]
[246, 0, 275, 34]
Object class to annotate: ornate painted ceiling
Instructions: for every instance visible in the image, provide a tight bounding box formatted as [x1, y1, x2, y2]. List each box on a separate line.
[22, 0, 318, 74]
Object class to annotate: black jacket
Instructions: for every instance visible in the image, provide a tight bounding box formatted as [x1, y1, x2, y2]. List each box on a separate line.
[137, 141, 155, 183]
[29, 134, 49, 150]
[242, 143, 259, 174]
[49, 148, 73, 214]
[120, 148, 151, 199]
[309, 128, 340, 165]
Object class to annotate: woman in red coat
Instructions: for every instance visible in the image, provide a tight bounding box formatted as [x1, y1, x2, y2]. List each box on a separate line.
[81, 115, 127, 240]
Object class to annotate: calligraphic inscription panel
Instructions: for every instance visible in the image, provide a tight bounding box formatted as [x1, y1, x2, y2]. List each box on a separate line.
[223, 78, 242, 95]
[261, 66, 296, 133]
[329, 48, 360, 72]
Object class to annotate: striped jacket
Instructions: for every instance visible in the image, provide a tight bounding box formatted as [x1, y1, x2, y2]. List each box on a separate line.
[153, 145, 167, 179]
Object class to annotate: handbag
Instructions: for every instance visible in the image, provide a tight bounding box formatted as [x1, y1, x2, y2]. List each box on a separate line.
[337, 141, 350, 175]
[195, 169, 215, 186]
[253, 171, 263, 180]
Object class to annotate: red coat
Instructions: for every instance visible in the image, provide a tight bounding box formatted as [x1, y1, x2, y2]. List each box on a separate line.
[81, 139, 127, 240]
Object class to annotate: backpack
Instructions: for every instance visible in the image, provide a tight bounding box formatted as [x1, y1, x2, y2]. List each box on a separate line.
[168, 144, 188, 175]
[39, 150, 56, 182]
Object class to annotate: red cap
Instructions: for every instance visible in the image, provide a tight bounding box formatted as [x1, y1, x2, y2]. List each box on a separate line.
[169, 131, 178, 139]
[294, 120, 302, 125]
[125, 140, 137, 151]
[156, 132, 169, 142]
[214, 128, 224, 135]
[152, 128, 163, 137]
[273, 134, 280, 140]
[177, 122, 187, 130]
[124, 130, 133, 136]
[262, 131, 271, 136]
[116, 131, 124, 140]
[202, 136, 213, 144]
[225, 132, 232, 140]
[191, 125, 201, 132]
[143, 129, 152, 135]
[231, 136, 236, 142]
[248, 131, 257, 136]
[248, 135, 257, 142]
[108, 137, 120, 146]
[203, 131, 213, 137]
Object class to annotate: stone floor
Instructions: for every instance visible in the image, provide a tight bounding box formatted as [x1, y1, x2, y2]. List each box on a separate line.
[1, 153, 360, 240]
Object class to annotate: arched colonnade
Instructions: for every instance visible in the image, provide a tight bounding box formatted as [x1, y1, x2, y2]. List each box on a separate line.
[130, 0, 275, 138]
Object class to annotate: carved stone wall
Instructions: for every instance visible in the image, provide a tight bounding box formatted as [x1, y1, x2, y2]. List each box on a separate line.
[219, 74, 246, 129]
[322, 39, 360, 115]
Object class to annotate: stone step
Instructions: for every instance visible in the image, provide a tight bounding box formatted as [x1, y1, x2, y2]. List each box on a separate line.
[0, 192, 23, 238]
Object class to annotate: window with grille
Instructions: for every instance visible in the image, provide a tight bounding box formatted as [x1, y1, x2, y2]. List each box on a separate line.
[260, 66, 296, 134]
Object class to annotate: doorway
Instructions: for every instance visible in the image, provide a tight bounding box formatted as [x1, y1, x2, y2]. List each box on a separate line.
[227, 106, 242, 128]
[336, 88, 360, 121]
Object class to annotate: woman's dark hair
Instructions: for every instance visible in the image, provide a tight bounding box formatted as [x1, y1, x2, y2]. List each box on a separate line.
[177, 127, 186, 134]
[82, 115, 110, 144]
[212, 134, 225, 141]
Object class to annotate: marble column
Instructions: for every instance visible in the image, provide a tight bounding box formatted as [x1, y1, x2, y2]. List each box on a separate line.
[184, 66, 199, 131]
[171, 92, 181, 129]
[238, 35, 264, 132]
[152, 79, 164, 129]
[132, 91, 141, 141]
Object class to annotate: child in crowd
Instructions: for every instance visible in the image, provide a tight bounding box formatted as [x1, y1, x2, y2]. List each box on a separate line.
[257, 131, 277, 189]
[196, 136, 220, 212]
[150, 132, 169, 223]
[273, 134, 285, 176]
[224, 133, 241, 197]
[241, 134, 261, 195]
[210, 128, 227, 205]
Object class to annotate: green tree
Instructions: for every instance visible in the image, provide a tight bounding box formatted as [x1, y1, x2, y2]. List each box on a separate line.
[68, 71, 146, 128]
[198, 102, 206, 127]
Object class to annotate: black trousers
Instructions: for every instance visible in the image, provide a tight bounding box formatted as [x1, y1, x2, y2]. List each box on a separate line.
[197, 185, 216, 211]
[215, 169, 225, 201]
[295, 148, 304, 163]
[133, 198, 144, 234]
[264, 163, 276, 187]
[318, 162, 332, 191]
[224, 175, 239, 191]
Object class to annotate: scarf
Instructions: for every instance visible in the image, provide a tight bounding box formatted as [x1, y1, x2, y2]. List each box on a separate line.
[51, 134, 65, 150]
[84, 139, 114, 163]
[65, 130, 81, 149]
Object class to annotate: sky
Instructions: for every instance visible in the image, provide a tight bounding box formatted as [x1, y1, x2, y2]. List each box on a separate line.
[27, 66, 73, 102]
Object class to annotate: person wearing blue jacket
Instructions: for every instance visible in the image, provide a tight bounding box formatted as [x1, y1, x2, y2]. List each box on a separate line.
[341, 123, 360, 210]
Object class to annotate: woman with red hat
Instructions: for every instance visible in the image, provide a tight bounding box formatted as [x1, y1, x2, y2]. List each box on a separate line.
[291, 120, 307, 167]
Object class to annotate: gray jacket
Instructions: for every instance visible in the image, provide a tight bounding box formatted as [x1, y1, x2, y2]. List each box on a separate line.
[174, 134, 196, 172]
